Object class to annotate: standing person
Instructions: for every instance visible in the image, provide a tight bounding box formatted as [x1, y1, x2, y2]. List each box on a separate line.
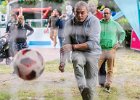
[88, 2, 106, 87]
[88, 2, 103, 20]
[59, 1, 101, 100]
[55, 13, 66, 47]
[56, 11, 73, 62]
[56, 13, 72, 63]
[65, 1, 73, 19]
[6, 13, 18, 57]
[14, 15, 34, 53]
[45, 9, 59, 47]
[99, 8, 125, 92]
[6, 13, 17, 34]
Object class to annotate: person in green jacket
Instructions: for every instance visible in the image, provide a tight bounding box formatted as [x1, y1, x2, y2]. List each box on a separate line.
[99, 8, 126, 92]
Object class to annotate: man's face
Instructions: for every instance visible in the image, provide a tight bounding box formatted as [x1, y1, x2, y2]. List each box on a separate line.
[52, 10, 58, 17]
[103, 9, 111, 21]
[11, 16, 16, 22]
[74, 6, 88, 22]
[18, 17, 24, 24]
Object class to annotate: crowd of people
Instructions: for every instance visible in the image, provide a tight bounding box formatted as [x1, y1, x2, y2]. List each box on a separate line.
[1, 0, 126, 100]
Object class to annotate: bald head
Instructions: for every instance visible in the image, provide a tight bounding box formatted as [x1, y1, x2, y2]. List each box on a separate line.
[103, 8, 111, 21]
[103, 8, 111, 14]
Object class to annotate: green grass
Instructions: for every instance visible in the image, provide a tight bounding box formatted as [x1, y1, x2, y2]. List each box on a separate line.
[17, 89, 36, 100]
[124, 81, 140, 100]
[0, 91, 11, 100]
[97, 87, 119, 100]
[44, 87, 64, 100]
[0, 65, 12, 74]
[45, 60, 73, 72]
[0, 49, 140, 100]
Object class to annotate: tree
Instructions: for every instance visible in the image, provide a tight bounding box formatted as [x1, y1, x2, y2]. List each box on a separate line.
[44, 0, 64, 3]
[18, 0, 36, 5]
[0, 0, 8, 14]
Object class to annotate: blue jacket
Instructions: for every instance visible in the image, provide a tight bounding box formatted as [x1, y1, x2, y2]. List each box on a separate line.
[55, 18, 65, 38]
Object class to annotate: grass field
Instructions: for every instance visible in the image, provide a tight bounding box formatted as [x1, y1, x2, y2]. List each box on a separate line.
[0, 48, 140, 100]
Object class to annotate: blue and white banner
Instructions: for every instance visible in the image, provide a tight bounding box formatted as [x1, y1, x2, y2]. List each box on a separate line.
[114, 0, 140, 39]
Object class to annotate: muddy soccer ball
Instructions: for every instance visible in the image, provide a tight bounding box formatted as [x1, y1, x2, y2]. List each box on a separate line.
[12, 48, 45, 80]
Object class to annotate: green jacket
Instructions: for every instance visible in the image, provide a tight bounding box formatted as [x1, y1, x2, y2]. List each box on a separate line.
[100, 19, 126, 50]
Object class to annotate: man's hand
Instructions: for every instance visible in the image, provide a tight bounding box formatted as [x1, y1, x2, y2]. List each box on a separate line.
[61, 44, 73, 52]
[59, 62, 65, 72]
[44, 28, 49, 33]
[113, 43, 120, 49]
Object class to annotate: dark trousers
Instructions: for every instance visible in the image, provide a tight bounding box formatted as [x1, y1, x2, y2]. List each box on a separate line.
[98, 60, 106, 85]
[16, 42, 28, 51]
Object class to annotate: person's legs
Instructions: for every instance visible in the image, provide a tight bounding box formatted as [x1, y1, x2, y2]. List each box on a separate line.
[58, 37, 64, 48]
[53, 29, 58, 47]
[72, 52, 87, 99]
[16, 42, 28, 52]
[105, 49, 116, 91]
[9, 41, 17, 57]
[84, 55, 99, 100]
[106, 49, 115, 85]
[50, 28, 54, 41]
[66, 51, 71, 63]
[98, 60, 106, 87]
[98, 51, 106, 87]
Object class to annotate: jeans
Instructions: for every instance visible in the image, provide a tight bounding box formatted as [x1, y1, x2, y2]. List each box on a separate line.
[72, 52, 99, 100]
[8, 41, 28, 56]
[58, 37, 64, 48]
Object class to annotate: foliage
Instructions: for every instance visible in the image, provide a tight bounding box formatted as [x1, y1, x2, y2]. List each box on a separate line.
[18, 0, 36, 5]
[0, 91, 11, 100]
[117, 17, 132, 47]
[117, 17, 131, 30]
[0, 0, 8, 14]
[88, 0, 98, 6]
[124, 29, 131, 47]
[44, 0, 64, 3]
[98, 0, 119, 12]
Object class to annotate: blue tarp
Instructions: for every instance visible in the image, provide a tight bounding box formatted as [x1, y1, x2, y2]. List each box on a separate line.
[114, 0, 140, 39]
[113, 11, 123, 20]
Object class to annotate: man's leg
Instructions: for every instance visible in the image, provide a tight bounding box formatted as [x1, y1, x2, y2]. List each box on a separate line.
[84, 55, 99, 100]
[50, 29, 54, 41]
[105, 49, 116, 92]
[72, 52, 87, 99]
[53, 29, 58, 47]
[98, 60, 106, 87]
[98, 51, 106, 87]
[58, 37, 64, 48]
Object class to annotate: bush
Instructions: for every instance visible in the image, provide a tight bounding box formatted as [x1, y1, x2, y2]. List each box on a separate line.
[124, 29, 131, 47]
[117, 17, 132, 48]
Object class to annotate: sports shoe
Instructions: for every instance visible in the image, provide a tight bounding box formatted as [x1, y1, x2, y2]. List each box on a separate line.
[100, 84, 105, 88]
[81, 88, 90, 100]
[104, 84, 111, 93]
